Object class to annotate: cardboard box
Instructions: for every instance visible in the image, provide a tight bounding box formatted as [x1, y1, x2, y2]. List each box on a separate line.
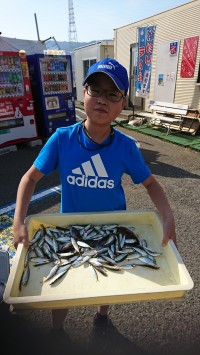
[3, 210, 194, 309]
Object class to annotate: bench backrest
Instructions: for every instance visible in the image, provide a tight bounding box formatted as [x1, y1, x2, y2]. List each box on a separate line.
[149, 101, 188, 115]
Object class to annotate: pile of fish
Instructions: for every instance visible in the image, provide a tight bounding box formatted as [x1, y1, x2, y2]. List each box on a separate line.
[19, 223, 162, 290]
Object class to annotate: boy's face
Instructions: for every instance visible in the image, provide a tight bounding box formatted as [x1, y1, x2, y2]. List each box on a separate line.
[83, 73, 127, 125]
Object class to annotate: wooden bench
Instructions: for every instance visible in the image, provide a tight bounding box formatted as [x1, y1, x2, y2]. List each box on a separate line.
[135, 101, 200, 135]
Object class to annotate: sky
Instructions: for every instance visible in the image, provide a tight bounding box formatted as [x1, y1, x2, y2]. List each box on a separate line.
[0, 0, 193, 43]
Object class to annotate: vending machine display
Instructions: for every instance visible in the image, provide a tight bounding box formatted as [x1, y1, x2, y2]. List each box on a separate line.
[0, 51, 38, 147]
[27, 53, 76, 137]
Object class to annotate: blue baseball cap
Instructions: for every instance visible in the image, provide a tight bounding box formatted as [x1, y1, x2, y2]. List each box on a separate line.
[83, 58, 129, 95]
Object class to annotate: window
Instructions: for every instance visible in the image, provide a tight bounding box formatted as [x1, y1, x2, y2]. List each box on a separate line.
[83, 59, 96, 79]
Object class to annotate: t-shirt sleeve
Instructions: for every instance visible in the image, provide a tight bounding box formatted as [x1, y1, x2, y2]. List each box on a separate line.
[33, 130, 59, 175]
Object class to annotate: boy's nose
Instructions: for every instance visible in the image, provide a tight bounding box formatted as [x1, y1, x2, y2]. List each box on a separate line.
[97, 93, 107, 103]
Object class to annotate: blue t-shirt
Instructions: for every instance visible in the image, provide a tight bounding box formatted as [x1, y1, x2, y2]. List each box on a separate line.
[34, 122, 151, 213]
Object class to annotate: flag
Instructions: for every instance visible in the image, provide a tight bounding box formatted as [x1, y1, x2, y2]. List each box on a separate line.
[136, 26, 156, 98]
[180, 36, 199, 78]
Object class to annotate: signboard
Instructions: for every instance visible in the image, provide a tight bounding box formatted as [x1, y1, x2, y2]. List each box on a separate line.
[169, 42, 178, 56]
[180, 36, 199, 78]
[136, 26, 156, 98]
[43, 49, 66, 56]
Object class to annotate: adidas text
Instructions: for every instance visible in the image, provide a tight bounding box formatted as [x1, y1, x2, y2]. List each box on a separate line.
[67, 175, 114, 188]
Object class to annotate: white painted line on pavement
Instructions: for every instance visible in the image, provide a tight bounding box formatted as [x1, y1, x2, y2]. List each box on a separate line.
[0, 185, 61, 215]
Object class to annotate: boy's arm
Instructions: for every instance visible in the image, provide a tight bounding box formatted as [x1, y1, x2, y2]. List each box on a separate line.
[142, 174, 176, 247]
[13, 165, 44, 249]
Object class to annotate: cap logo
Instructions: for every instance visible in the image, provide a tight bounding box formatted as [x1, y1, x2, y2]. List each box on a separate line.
[97, 61, 117, 71]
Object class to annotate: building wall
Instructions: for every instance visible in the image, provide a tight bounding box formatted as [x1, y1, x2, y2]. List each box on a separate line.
[114, 0, 200, 110]
[74, 41, 114, 102]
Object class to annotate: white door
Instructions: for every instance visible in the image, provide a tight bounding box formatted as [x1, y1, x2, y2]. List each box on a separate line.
[154, 41, 180, 102]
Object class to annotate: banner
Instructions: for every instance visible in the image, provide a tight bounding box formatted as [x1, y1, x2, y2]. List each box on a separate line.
[180, 36, 199, 78]
[136, 26, 156, 98]
[169, 41, 178, 56]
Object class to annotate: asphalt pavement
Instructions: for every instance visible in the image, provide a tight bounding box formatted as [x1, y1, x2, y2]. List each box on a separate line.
[0, 128, 199, 355]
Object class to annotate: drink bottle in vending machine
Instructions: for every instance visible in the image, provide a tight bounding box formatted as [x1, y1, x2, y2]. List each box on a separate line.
[27, 52, 76, 137]
[0, 50, 39, 148]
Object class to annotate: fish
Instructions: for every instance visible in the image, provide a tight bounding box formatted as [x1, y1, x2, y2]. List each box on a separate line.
[89, 258, 103, 267]
[43, 264, 60, 283]
[42, 242, 52, 259]
[35, 246, 45, 258]
[30, 257, 53, 266]
[29, 229, 42, 245]
[119, 264, 136, 270]
[24, 249, 30, 268]
[101, 255, 117, 265]
[70, 226, 81, 239]
[89, 264, 99, 282]
[57, 251, 76, 257]
[23, 222, 161, 288]
[57, 241, 73, 253]
[71, 237, 80, 253]
[126, 252, 142, 260]
[93, 266, 108, 277]
[72, 255, 91, 267]
[103, 264, 121, 271]
[104, 234, 115, 246]
[77, 240, 92, 249]
[48, 264, 71, 285]
[114, 254, 128, 263]
[44, 235, 54, 248]
[19, 264, 30, 290]
[56, 236, 71, 243]
[134, 256, 160, 269]
[132, 246, 147, 256]
[82, 249, 97, 257]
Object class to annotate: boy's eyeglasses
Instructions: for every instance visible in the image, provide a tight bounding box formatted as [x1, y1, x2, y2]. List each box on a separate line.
[85, 84, 125, 102]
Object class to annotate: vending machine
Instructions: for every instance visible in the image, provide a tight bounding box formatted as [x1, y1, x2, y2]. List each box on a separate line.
[0, 50, 39, 148]
[27, 52, 76, 137]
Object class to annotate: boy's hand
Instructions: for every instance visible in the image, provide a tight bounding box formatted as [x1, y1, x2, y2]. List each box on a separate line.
[13, 223, 29, 249]
[162, 220, 177, 248]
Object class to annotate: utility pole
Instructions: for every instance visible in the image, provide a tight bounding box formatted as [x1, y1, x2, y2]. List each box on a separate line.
[68, 0, 78, 42]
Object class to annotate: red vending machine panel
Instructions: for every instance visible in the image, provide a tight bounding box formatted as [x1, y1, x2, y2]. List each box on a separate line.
[0, 50, 38, 148]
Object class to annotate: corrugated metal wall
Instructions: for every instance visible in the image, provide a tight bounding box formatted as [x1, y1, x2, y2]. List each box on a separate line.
[114, 0, 200, 110]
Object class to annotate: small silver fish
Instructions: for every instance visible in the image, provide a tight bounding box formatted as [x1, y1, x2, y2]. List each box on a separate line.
[72, 255, 91, 267]
[49, 264, 71, 285]
[71, 237, 80, 253]
[19, 264, 30, 290]
[35, 246, 45, 258]
[114, 254, 128, 263]
[89, 258, 103, 267]
[77, 240, 92, 248]
[29, 229, 42, 245]
[89, 264, 99, 282]
[43, 264, 60, 283]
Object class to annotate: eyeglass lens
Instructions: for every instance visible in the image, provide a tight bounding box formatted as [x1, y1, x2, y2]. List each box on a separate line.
[86, 85, 124, 102]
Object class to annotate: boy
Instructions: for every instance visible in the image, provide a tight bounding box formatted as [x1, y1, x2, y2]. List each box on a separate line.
[13, 57, 176, 335]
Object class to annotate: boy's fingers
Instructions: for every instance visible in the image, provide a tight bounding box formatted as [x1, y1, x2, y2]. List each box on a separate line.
[14, 237, 29, 249]
[23, 239, 30, 249]
[162, 234, 177, 248]
[161, 238, 167, 247]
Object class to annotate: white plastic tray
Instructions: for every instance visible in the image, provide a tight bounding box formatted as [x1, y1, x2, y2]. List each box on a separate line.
[3, 210, 194, 309]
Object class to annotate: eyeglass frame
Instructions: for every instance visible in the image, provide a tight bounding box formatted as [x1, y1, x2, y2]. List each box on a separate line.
[85, 84, 126, 102]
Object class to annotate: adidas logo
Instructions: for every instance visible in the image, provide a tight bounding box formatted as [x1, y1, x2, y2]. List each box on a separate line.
[67, 154, 114, 189]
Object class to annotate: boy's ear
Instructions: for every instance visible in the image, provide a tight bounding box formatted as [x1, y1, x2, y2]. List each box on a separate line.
[122, 96, 127, 109]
